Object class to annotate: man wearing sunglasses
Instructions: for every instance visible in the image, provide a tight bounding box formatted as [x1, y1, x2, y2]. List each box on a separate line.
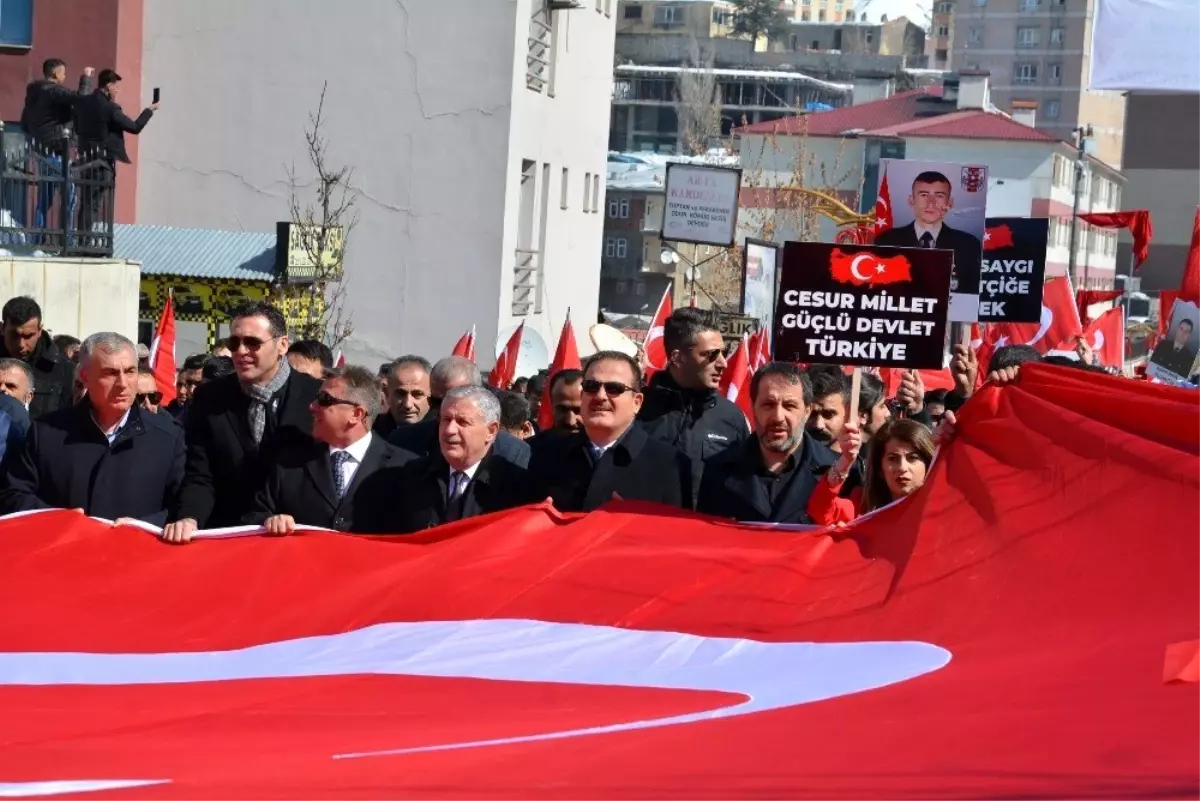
[163, 302, 321, 543]
[0, 332, 185, 525]
[136, 366, 162, 415]
[637, 308, 749, 502]
[388, 355, 530, 470]
[246, 365, 409, 534]
[525, 351, 691, 512]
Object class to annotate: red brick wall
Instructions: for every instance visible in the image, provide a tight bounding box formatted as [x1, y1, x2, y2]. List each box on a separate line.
[0, 0, 144, 223]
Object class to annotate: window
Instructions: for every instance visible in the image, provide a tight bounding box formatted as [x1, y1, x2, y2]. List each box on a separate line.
[789, 32, 799, 49]
[560, 167, 569, 209]
[1045, 99, 1061, 118]
[1014, 62, 1039, 83]
[593, 175, 601, 213]
[584, 172, 591, 210]
[936, 48, 949, 61]
[0, 0, 33, 48]
[935, 1, 954, 12]
[623, 3, 643, 18]
[1048, 63, 1062, 84]
[615, 278, 626, 293]
[801, 10, 810, 20]
[818, 9, 826, 20]
[653, 5, 684, 26]
[865, 30, 874, 44]
[835, 0, 844, 8]
[712, 8, 730, 24]
[937, 24, 950, 36]
[1020, 0, 1040, 9]
[1017, 26, 1040, 46]
[605, 237, 617, 258]
[969, 27, 982, 43]
[1050, 26, 1065, 43]
[608, 198, 629, 218]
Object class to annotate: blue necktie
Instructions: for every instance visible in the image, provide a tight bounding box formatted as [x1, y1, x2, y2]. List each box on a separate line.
[331, 451, 351, 498]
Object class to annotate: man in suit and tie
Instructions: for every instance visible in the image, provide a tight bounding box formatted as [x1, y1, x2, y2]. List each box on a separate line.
[162, 302, 322, 542]
[698, 362, 836, 524]
[246, 365, 410, 534]
[1150, 317, 1198, 379]
[526, 350, 691, 512]
[391, 385, 525, 532]
[875, 170, 982, 310]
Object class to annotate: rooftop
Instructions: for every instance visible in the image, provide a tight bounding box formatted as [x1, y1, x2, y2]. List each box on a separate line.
[606, 150, 739, 192]
[114, 224, 277, 281]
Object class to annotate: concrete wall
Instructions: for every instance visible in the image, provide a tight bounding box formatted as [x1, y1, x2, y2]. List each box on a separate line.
[138, 0, 536, 369]
[0, 257, 140, 341]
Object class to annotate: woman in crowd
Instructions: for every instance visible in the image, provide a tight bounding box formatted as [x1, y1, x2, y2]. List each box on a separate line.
[807, 417, 941, 526]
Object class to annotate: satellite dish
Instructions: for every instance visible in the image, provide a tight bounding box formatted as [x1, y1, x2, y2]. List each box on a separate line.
[589, 324, 639, 358]
[494, 324, 549, 379]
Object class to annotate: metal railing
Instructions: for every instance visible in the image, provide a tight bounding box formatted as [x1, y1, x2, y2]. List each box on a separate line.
[0, 135, 115, 258]
[526, 10, 552, 92]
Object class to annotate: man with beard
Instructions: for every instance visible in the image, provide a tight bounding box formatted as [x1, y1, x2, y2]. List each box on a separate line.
[527, 368, 583, 452]
[697, 362, 835, 523]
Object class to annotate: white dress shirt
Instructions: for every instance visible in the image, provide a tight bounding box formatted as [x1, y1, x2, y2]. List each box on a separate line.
[447, 460, 482, 499]
[330, 432, 373, 492]
[92, 408, 132, 446]
[914, 221, 944, 247]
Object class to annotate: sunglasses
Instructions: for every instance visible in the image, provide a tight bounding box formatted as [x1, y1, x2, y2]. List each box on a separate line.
[696, 347, 724, 364]
[224, 335, 278, 352]
[136, 392, 162, 405]
[314, 390, 361, 409]
[581, 379, 636, 397]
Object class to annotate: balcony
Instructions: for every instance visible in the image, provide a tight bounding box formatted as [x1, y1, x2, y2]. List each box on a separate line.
[0, 135, 115, 258]
[512, 247, 541, 315]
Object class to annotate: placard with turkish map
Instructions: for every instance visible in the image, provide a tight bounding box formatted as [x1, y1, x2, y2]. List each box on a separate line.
[774, 242, 953, 369]
[978, 217, 1049, 323]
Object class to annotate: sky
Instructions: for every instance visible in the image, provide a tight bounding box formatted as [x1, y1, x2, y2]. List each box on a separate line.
[853, 0, 932, 25]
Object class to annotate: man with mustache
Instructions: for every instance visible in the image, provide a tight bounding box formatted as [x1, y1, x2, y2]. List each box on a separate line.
[697, 362, 836, 524]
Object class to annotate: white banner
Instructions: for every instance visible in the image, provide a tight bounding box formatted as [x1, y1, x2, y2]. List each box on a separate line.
[1090, 0, 1200, 91]
[661, 163, 742, 247]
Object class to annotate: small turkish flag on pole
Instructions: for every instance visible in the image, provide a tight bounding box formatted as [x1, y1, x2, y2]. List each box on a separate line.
[643, 285, 673, 371]
[451, 327, 477, 362]
[488, 322, 524, 389]
[149, 290, 177, 406]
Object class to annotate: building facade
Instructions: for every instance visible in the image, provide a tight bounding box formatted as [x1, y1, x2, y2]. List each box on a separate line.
[949, 0, 1125, 167]
[786, 0, 858, 23]
[930, 0, 955, 69]
[616, 0, 737, 38]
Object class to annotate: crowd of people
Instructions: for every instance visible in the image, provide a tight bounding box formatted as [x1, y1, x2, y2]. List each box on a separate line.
[0, 294, 1124, 538]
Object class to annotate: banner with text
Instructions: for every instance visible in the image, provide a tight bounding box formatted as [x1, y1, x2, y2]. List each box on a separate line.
[661, 163, 742, 247]
[774, 242, 953, 369]
[979, 217, 1049, 323]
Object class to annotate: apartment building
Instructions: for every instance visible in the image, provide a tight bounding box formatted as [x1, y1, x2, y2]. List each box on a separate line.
[786, 0, 858, 23]
[949, 0, 1125, 167]
[616, 0, 738, 37]
[930, 0, 955, 69]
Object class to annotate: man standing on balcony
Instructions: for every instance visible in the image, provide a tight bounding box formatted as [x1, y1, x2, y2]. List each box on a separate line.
[19, 58, 93, 235]
[75, 69, 159, 236]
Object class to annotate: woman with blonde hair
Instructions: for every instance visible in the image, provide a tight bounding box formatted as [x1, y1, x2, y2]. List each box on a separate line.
[807, 417, 940, 525]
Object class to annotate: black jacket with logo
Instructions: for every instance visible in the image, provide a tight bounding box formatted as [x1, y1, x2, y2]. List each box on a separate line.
[0, 332, 74, 419]
[636, 370, 748, 501]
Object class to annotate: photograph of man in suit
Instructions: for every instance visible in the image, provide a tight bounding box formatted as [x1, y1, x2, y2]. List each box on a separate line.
[1150, 316, 1198, 379]
[875, 170, 983, 299]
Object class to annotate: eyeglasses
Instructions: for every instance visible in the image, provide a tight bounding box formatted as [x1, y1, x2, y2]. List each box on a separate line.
[696, 347, 724, 364]
[581, 379, 636, 397]
[314, 390, 361, 409]
[225, 335, 278, 353]
[136, 392, 162, 405]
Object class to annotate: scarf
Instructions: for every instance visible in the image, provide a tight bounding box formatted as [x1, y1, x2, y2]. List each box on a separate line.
[241, 357, 291, 445]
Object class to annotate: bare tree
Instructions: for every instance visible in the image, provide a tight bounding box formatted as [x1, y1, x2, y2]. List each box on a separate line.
[676, 38, 722, 156]
[277, 82, 359, 348]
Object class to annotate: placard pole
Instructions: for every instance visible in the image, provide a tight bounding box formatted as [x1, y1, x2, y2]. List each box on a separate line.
[849, 367, 862, 427]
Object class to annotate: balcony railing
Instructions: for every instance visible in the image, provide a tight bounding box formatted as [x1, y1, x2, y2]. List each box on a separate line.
[0, 135, 115, 258]
[526, 9, 552, 92]
[513, 248, 540, 315]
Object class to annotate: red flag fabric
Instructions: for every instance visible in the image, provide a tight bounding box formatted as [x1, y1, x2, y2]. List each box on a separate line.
[0, 365, 1194, 798]
[1182, 207, 1200, 302]
[748, 328, 770, 370]
[643, 286, 673, 370]
[1075, 288, 1124, 326]
[148, 291, 177, 406]
[829, 249, 912, 286]
[1079, 210, 1154, 269]
[334, 350, 345, 368]
[537, 314, 582, 431]
[719, 334, 752, 425]
[451, 327, 476, 362]
[487, 323, 524, 389]
[987, 275, 1082, 355]
[879, 367, 956, 400]
[873, 167, 893, 237]
[982, 223, 1014, 251]
[1082, 307, 1125, 368]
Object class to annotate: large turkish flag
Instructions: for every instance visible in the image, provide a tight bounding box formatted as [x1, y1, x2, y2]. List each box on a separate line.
[0, 365, 1195, 798]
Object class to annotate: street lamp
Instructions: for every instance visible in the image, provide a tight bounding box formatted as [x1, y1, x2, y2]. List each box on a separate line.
[1066, 123, 1093, 288]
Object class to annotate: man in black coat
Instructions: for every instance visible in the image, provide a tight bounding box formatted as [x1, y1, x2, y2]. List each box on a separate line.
[163, 302, 321, 541]
[247, 365, 411, 534]
[527, 350, 691, 512]
[0, 332, 184, 525]
[875, 170, 982, 306]
[637, 308, 748, 501]
[390, 385, 526, 532]
[699, 363, 836, 524]
[20, 58, 93, 151]
[0, 296, 74, 418]
[389, 355, 530, 469]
